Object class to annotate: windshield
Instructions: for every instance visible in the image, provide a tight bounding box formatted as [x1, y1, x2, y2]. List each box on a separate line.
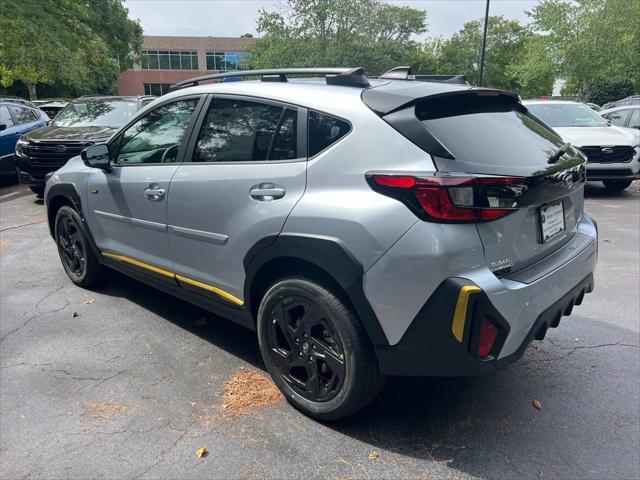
[52, 100, 138, 127]
[525, 103, 607, 128]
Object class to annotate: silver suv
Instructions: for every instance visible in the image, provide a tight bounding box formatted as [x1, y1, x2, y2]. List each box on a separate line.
[45, 67, 598, 420]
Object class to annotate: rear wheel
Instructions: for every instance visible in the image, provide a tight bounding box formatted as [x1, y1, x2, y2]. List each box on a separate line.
[257, 278, 385, 421]
[54, 206, 103, 287]
[30, 185, 44, 197]
[602, 180, 632, 191]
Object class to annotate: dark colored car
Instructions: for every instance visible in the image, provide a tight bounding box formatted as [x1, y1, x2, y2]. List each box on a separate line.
[0, 99, 49, 178]
[15, 95, 155, 196]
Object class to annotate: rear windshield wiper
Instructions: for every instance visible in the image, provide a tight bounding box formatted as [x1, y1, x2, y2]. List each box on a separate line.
[548, 142, 571, 164]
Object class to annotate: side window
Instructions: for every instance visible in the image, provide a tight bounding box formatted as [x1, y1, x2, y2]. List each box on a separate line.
[627, 109, 640, 129]
[0, 106, 15, 128]
[607, 110, 630, 127]
[194, 98, 297, 162]
[9, 106, 34, 125]
[116, 99, 198, 165]
[308, 110, 351, 156]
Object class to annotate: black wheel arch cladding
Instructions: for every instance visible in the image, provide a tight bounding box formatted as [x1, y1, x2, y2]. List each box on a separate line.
[243, 233, 390, 346]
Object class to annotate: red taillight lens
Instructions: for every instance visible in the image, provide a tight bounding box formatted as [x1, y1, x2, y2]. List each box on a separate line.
[477, 317, 499, 358]
[368, 173, 525, 223]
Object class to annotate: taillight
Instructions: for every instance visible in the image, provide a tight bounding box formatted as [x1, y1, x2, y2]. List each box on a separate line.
[367, 173, 527, 223]
[477, 317, 499, 358]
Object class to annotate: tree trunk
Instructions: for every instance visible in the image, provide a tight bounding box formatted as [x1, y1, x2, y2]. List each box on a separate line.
[26, 83, 37, 101]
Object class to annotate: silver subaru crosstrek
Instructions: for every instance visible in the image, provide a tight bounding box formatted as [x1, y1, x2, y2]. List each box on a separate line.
[44, 67, 598, 420]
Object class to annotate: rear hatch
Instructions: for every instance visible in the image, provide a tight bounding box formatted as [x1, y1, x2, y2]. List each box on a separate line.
[365, 88, 587, 276]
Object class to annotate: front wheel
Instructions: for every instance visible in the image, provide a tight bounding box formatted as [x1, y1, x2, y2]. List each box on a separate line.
[257, 278, 385, 421]
[602, 180, 632, 191]
[54, 206, 103, 287]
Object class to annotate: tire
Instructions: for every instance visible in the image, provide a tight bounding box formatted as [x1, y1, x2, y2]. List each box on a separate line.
[54, 206, 103, 288]
[602, 180, 632, 191]
[257, 278, 386, 421]
[30, 185, 45, 197]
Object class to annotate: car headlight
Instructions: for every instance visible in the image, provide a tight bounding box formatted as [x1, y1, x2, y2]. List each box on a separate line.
[15, 138, 28, 157]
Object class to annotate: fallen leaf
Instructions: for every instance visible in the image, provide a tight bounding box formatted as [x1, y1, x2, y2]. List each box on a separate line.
[603, 238, 614, 243]
[195, 446, 208, 458]
[84, 299, 96, 305]
[532, 399, 542, 411]
[72, 311, 80, 318]
[195, 317, 207, 326]
[222, 404, 228, 409]
[188, 401, 196, 406]
[369, 451, 379, 460]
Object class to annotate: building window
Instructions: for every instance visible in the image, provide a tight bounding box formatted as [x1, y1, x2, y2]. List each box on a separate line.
[205, 51, 247, 72]
[141, 50, 198, 70]
[144, 83, 173, 96]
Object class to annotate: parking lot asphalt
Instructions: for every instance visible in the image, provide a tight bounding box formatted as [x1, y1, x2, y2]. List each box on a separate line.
[1, 182, 639, 480]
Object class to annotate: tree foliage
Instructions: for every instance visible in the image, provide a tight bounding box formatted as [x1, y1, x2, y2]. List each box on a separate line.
[246, 0, 427, 74]
[528, 0, 640, 101]
[0, 0, 142, 99]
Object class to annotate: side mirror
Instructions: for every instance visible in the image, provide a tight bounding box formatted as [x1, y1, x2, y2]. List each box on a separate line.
[0, 123, 7, 132]
[81, 144, 112, 171]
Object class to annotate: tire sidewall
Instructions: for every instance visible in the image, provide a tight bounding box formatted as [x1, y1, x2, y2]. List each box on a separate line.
[54, 206, 91, 285]
[257, 279, 362, 418]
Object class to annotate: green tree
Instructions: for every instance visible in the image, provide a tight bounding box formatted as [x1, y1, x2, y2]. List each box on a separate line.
[529, 0, 640, 100]
[246, 0, 427, 75]
[0, 0, 142, 99]
[507, 34, 555, 98]
[435, 16, 530, 90]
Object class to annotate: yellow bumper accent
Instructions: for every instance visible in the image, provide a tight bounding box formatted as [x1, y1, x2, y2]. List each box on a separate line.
[452, 285, 481, 343]
[101, 252, 244, 307]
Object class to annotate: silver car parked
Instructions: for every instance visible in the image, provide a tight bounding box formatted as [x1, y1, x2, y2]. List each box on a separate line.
[45, 67, 598, 420]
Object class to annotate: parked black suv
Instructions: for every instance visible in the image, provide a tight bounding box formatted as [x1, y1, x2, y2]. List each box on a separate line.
[15, 95, 155, 196]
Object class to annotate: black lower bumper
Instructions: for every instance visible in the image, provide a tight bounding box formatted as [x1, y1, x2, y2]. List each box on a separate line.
[586, 170, 640, 181]
[375, 274, 594, 377]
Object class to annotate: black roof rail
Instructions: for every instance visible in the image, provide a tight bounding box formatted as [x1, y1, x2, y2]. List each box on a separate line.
[168, 67, 370, 91]
[377, 67, 468, 85]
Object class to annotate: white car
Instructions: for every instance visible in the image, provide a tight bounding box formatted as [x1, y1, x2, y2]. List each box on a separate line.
[524, 100, 640, 191]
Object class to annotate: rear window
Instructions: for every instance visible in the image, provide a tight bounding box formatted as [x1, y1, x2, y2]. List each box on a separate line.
[308, 111, 350, 157]
[416, 93, 564, 170]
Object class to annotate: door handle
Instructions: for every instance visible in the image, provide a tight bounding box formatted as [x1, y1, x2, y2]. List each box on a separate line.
[144, 184, 166, 201]
[249, 183, 285, 201]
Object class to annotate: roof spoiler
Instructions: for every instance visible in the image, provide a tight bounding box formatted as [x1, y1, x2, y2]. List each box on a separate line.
[168, 67, 370, 91]
[379, 67, 468, 85]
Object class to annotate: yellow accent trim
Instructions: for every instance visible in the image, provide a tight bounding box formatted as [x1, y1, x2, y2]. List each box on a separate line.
[451, 285, 481, 343]
[101, 251, 244, 307]
[175, 274, 244, 307]
[102, 252, 175, 278]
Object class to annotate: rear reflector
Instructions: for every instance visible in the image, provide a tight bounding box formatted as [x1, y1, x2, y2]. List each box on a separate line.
[368, 173, 526, 223]
[477, 317, 499, 358]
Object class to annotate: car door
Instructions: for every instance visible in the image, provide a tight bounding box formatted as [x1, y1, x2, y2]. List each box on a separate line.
[626, 109, 640, 130]
[0, 106, 18, 157]
[85, 95, 204, 272]
[167, 95, 307, 306]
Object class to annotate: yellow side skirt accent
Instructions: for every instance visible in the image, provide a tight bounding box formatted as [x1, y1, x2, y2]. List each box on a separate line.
[101, 251, 244, 307]
[451, 285, 481, 343]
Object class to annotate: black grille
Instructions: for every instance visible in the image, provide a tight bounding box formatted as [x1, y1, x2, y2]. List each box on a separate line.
[578, 146, 635, 163]
[23, 141, 92, 167]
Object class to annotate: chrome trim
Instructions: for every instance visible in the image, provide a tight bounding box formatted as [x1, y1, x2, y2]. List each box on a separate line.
[93, 210, 166, 232]
[168, 225, 228, 245]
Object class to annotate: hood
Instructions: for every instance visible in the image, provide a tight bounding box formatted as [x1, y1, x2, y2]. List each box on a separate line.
[553, 125, 639, 147]
[22, 125, 119, 142]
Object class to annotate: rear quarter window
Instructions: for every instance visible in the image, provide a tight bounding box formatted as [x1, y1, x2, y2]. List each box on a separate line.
[308, 111, 350, 157]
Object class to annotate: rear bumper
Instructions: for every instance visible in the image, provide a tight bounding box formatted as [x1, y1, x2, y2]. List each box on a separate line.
[376, 273, 594, 376]
[373, 215, 598, 377]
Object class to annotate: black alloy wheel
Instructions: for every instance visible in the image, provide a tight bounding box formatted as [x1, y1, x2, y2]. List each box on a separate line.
[265, 294, 346, 402]
[56, 212, 87, 278]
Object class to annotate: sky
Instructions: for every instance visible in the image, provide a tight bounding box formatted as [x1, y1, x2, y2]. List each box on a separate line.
[124, 0, 540, 40]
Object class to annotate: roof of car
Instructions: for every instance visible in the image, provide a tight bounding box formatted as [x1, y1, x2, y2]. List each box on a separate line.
[522, 99, 582, 105]
[73, 95, 155, 102]
[600, 105, 640, 114]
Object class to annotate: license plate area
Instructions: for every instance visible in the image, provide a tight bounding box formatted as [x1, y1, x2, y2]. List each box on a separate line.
[539, 201, 565, 243]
